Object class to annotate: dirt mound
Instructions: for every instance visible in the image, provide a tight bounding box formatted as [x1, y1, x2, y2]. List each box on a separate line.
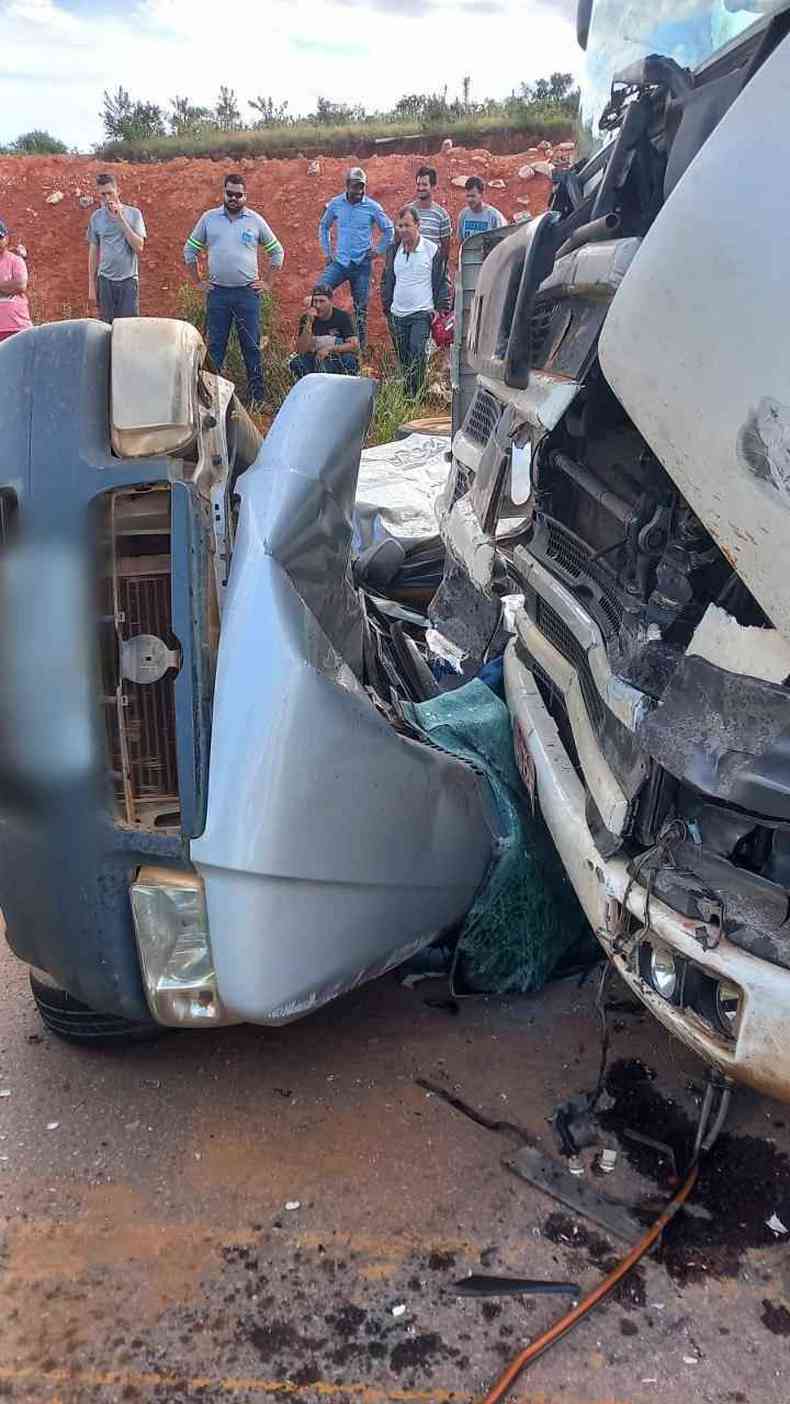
[0, 146, 559, 351]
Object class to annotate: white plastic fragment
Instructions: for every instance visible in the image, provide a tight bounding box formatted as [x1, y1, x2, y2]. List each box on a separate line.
[0, 1090, 11, 1098]
[767, 1212, 788, 1235]
[46, 1121, 59, 1131]
[568, 1156, 584, 1177]
[598, 1148, 618, 1174]
[392, 1303, 407, 1318]
[683, 1356, 698, 1365]
[285, 1200, 301, 1212]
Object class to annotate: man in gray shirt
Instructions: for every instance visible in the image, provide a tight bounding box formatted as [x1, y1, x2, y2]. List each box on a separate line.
[86, 173, 146, 323]
[184, 172, 284, 407]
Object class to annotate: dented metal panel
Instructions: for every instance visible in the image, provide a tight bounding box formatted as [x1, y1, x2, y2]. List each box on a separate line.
[192, 376, 495, 1024]
[599, 37, 790, 639]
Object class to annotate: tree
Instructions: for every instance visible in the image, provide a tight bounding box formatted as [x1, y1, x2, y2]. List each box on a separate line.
[169, 96, 213, 136]
[393, 93, 426, 122]
[549, 71, 576, 103]
[462, 75, 471, 109]
[11, 129, 68, 155]
[101, 86, 166, 141]
[310, 96, 365, 125]
[214, 86, 241, 131]
[248, 95, 290, 128]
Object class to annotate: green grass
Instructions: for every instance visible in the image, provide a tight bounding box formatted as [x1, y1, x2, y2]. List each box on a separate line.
[97, 109, 573, 163]
[175, 281, 438, 446]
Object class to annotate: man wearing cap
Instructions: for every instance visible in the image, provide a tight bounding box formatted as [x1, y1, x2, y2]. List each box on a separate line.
[289, 284, 359, 380]
[318, 167, 393, 353]
[0, 221, 32, 343]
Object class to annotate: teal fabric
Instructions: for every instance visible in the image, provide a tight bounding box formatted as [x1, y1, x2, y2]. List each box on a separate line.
[405, 679, 594, 993]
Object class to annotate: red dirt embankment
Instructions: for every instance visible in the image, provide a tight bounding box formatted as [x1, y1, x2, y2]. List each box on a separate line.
[0, 145, 563, 349]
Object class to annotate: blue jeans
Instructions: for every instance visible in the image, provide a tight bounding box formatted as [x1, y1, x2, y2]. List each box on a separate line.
[289, 351, 359, 379]
[389, 311, 433, 398]
[321, 256, 371, 351]
[206, 285, 263, 403]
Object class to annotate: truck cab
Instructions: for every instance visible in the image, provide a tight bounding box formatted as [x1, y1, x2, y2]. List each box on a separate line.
[436, 0, 790, 1099]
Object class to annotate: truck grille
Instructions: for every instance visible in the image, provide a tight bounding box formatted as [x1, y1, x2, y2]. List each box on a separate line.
[99, 487, 181, 830]
[536, 596, 605, 733]
[543, 520, 623, 638]
[463, 386, 502, 446]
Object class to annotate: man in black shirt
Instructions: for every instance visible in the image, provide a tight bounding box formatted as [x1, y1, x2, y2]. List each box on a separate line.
[289, 284, 360, 378]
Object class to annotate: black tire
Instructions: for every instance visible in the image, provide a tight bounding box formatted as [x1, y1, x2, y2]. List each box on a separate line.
[29, 971, 163, 1046]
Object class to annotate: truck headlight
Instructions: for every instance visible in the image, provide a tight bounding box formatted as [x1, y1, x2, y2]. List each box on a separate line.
[714, 980, 742, 1038]
[638, 939, 682, 1004]
[131, 865, 229, 1027]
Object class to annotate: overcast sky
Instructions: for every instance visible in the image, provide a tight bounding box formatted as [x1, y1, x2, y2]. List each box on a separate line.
[1, 0, 579, 150]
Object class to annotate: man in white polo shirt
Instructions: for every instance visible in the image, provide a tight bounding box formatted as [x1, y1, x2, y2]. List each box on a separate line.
[380, 204, 450, 398]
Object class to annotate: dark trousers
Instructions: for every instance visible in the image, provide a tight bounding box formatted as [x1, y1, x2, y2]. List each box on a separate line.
[206, 285, 264, 403]
[289, 351, 359, 380]
[321, 256, 371, 351]
[97, 275, 139, 323]
[389, 311, 433, 398]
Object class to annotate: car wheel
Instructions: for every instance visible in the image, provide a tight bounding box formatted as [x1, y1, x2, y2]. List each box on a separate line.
[29, 970, 163, 1045]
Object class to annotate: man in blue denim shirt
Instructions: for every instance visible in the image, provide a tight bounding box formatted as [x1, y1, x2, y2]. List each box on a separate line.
[184, 172, 284, 406]
[318, 167, 393, 352]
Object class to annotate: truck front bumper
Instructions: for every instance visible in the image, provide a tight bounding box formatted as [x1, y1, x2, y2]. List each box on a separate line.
[504, 641, 790, 1102]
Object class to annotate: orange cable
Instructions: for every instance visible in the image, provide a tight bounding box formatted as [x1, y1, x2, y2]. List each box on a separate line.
[478, 1161, 699, 1404]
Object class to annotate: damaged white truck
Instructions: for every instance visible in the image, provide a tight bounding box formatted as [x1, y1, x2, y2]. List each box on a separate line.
[2, 0, 790, 1105]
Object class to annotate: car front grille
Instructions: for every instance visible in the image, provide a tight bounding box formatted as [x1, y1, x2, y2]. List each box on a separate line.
[99, 487, 180, 830]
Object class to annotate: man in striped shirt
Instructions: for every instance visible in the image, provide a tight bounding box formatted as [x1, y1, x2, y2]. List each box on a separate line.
[413, 166, 452, 261]
[184, 172, 284, 406]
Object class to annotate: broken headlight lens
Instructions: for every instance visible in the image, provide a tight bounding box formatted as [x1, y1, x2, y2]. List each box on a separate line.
[131, 865, 229, 1027]
[714, 980, 742, 1037]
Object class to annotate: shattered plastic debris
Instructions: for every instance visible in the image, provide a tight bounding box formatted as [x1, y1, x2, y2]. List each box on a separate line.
[426, 628, 467, 674]
[391, 1303, 407, 1317]
[285, 1200, 301, 1212]
[767, 1212, 788, 1235]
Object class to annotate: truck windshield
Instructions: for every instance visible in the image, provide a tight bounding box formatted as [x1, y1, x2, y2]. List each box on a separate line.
[579, 0, 785, 147]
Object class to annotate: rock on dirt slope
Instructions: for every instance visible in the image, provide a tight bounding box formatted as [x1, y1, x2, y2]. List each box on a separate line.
[0, 146, 560, 348]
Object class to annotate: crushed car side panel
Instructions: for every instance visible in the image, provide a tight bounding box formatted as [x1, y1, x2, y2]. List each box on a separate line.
[192, 376, 496, 1024]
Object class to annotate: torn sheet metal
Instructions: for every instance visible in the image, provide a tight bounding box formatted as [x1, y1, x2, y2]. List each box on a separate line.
[192, 376, 495, 1025]
[689, 604, 790, 686]
[353, 432, 450, 551]
[636, 654, 790, 822]
[504, 1145, 643, 1242]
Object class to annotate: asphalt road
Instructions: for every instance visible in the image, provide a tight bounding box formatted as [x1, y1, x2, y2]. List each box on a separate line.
[1, 938, 789, 1404]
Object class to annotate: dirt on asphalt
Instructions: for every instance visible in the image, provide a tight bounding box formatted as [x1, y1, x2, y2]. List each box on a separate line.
[2, 942, 790, 1404]
[0, 147, 556, 351]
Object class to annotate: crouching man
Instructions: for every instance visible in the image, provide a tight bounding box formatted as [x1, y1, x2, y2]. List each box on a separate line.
[289, 284, 359, 379]
[381, 204, 450, 398]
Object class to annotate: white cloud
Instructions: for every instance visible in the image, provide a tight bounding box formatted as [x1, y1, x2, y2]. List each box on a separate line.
[0, 0, 578, 149]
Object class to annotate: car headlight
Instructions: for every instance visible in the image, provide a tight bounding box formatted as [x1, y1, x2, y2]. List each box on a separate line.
[130, 865, 232, 1027]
